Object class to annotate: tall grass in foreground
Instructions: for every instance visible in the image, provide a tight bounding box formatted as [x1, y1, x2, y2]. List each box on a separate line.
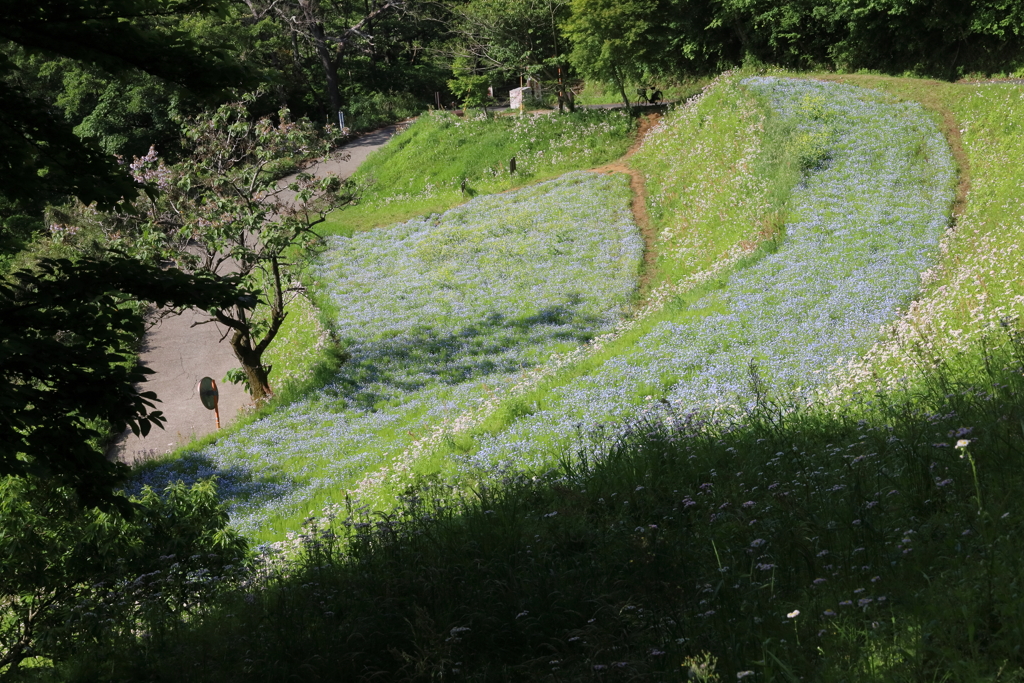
[69, 327, 1024, 682]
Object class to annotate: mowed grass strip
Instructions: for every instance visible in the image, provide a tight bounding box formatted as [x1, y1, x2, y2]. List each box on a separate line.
[818, 76, 1024, 399]
[320, 108, 636, 236]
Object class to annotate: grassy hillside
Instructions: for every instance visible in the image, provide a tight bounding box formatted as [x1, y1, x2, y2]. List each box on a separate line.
[86, 73, 1024, 682]
[574, 79, 707, 107]
[130, 171, 643, 539]
[320, 109, 636, 235]
[393, 75, 955, 496]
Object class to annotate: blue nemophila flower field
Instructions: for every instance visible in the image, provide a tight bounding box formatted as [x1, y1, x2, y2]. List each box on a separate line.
[129, 172, 642, 535]
[459, 77, 956, 476]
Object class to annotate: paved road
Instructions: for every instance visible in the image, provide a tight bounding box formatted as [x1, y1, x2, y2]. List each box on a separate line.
[109, 123, 404, 464]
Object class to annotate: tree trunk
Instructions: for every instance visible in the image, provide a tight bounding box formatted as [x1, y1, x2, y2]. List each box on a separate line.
[611, 65, 631, 112]
[227, 304, 273, 403]
[289, 25, 330, 121]
[305, 9, 346, 120]
[216, 256, 289, 404]
[363, 0, 377, 66]
[229, 329, 273, 403]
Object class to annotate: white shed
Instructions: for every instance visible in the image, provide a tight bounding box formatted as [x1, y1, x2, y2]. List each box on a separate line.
[509, 86, 531, 110]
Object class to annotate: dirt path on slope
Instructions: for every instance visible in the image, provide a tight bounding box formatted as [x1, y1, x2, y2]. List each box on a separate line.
[108, 124, 404, 465]
[592, 112, 662, 301]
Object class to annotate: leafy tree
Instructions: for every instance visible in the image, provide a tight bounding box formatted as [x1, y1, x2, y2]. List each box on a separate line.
[123, 97, 350, 402]
[441, 0, 570, 88]
[654, 0, 748, 76]
[562, 0, 665, 110]
[13, 53, 193, 160]
[447, 56, 493, 111]
[0, 256, 247, 507]
[829, 0, 1024, 77]
[678, 0, 1024, 80]
[0, 0, 247, 240]
[0, 477, 248, 675]
[0, 8, 255, 673]
[243, 0, 410, 126]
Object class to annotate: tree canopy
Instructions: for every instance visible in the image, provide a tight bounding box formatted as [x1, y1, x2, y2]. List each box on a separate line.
[562, 0, 663, 109]
[0, 256, 247, 508]
[0, 0, 248, 221]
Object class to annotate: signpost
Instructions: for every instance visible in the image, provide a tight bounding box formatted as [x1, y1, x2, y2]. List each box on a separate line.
[198, 376, 221, 428]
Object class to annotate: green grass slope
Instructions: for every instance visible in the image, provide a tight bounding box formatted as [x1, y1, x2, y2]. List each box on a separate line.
[126, 108, 638, 523]
[385, 75, 799, 483]
[130, 171, 644, 541]
[91, 74, 1024, 682]
[320, 109, 636, 235]
[378, 73, 955, 499]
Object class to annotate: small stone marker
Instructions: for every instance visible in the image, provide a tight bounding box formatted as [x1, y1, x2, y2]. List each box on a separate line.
[510, 156, 517, 175]
[198, 376, 221, 428]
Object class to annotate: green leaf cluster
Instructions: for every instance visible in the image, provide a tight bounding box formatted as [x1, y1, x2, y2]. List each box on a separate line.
[0, 256, 244, 507]
[0, 477, 248, 675]
[563, 0, 1024, 94]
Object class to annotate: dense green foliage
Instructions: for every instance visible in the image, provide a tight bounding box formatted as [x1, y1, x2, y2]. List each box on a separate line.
[0, 256, 243, 507]
[442, 0, 570, 109]
[0, 0, 445, 259]
[0, 0, 246, 246]
[564, 0, 1024, 85]
[0, 479, 247, 675]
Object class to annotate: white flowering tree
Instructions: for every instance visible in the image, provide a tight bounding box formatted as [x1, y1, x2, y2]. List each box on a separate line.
[128, 96, 351, 402]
